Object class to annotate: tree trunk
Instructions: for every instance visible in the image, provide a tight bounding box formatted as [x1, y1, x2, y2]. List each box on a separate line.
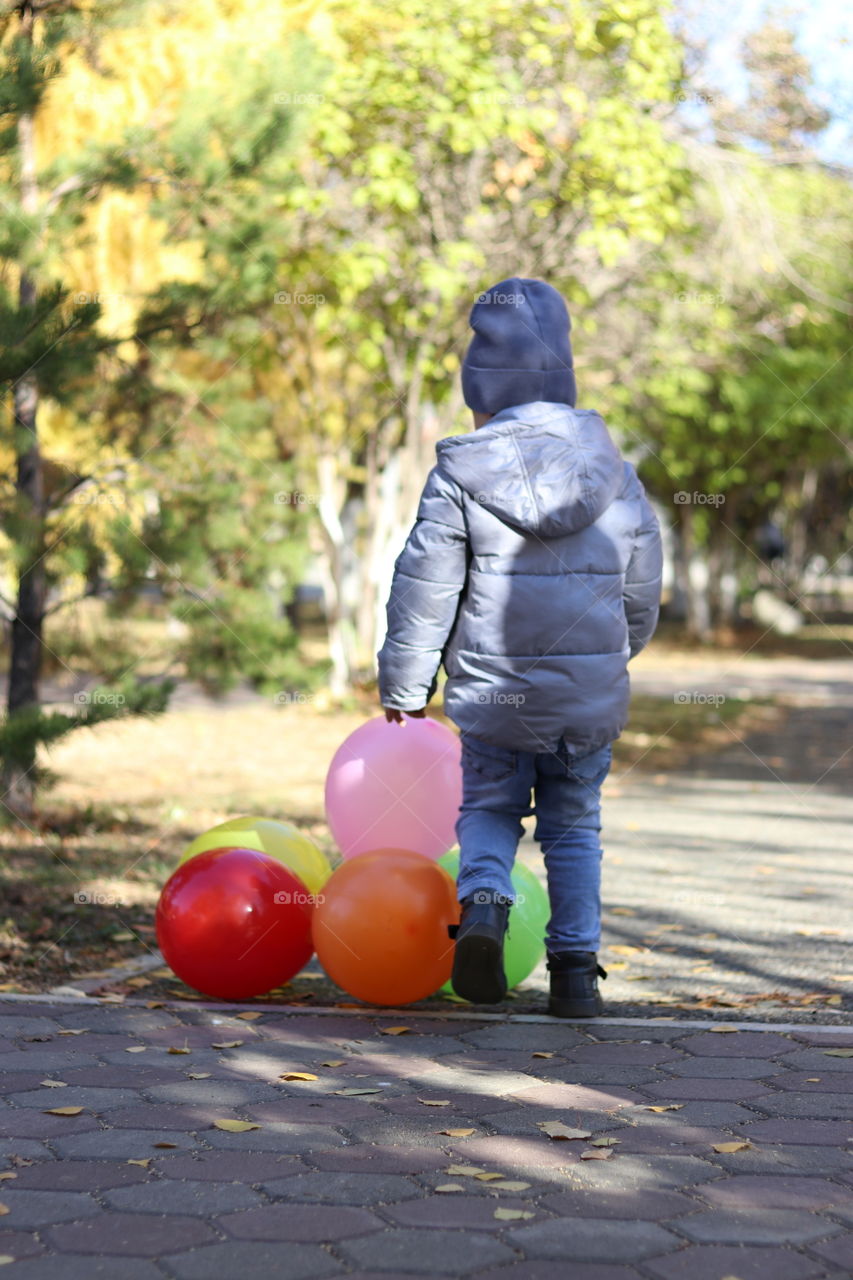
[3, 24, 44, 820]
[313, 452, 356, 698]
[679, 503, 712, 641]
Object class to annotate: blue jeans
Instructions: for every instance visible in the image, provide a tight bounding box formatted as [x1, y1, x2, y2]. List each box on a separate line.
[454, 732, 613, 953]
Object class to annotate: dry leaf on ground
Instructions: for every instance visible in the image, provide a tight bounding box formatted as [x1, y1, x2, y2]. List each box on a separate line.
[712, 1141, 753, 1153]
[211, 1041, 243, 1050]
[494, 1208, 535, 1220]
[279, 1072, 318, 1081]
[212, 1119, 260, 1133]
[438, 1128, 475, 1137]
[581, 1148, 614, 1160]
[536, 1121, 592, 1140]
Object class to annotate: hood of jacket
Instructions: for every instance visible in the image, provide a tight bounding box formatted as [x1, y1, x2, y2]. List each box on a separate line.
[436, 401, 625, 538]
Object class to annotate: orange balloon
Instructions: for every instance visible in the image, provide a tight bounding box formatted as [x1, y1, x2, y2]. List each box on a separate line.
[313, 848, 460, 1006]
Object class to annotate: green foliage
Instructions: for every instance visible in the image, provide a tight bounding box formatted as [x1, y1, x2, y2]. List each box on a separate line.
[0, 675, 174, 789]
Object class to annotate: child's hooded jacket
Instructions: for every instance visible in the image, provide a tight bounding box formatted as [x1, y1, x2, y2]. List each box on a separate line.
[377, 278, 662, 756]
[376, 398, 663, 756]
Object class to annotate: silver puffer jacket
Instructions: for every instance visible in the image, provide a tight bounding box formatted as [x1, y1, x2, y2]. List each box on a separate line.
[377, 400, 663, 755]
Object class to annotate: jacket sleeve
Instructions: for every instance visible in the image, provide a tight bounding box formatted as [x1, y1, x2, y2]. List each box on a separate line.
[376, 465, 470, 709]
[624, 492, 663, 659]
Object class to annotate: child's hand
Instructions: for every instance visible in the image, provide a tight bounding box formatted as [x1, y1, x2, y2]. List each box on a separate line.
[383, 706, 427, 723]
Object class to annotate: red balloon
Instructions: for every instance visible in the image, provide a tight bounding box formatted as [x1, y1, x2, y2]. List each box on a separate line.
[155, 847, 314, 999]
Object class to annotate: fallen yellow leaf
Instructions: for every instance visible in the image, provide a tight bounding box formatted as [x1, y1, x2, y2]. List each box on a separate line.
[709, 1026, 739, 1034]
[494, 1208, 535, 1220]
[279, 1072, 318, 1081]
[609, 945, 644, 955]
[43, 1107, 84, 1116]
[610, 907, 636, 916]
[40, 1080, 67, 1088]
[824, 1049, 853, 1058]
[712, 1141, 752, 1153]
[589, 1137, 620, 1147]
[236, 1011, 263, 1020]
[167, 1046, 191, 1055]
[187, 1073, 212, 1080]
[57, 1029, 89, 1036]
[473, 1171, 505, 1181]
[125, 1047, 146, 1054]
[145, 1001, 166, 1009]
[531, 1051, 555, 1059]
[212, 1119, 260, 1132]
[444, 1165, 488, 1177]
[488, 1179, 531, 1191]
[0, 1206, 8, 1217]
[806, 1078, 821, 1083]
[645, 1105, 684, 1112]
[435, 1183, 464, 1192]
[536, 1121, 592, 1140]
[439, 1128, 475, 1137]
[211, 1041, 244, 1050]
[320, 1060, 346, 1068]
[152, 1142, 178, 1149]
[380, 1026, 412, 1035]
[418, 1099, 450, 1106]
[127, 1159, 151, 1168]
[580, 1147, 614, 1160]
[0, 1174, 16, 1181]
[125, 977, 151, 988]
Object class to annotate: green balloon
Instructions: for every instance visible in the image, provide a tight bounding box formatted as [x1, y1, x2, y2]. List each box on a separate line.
[437, 847, 549, 994]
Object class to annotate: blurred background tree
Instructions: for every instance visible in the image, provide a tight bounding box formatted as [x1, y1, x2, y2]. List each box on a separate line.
[0, 0, 850, 816]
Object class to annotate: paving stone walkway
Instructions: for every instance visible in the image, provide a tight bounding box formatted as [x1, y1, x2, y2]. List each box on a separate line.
[2, 999, 853, 1277]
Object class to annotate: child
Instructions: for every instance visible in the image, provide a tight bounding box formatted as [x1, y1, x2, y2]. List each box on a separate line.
[377, 277, 663, 1017]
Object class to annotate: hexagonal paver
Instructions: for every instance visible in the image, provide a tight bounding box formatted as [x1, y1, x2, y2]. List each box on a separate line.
[644, 1242, 824, 1279]
[505, 1217, 680, 1262]
[673, 1032, 797, 1058]
[46, 1210, 218, 1255]
[261, 1171, 422, 1205]
[669, 1206, 841, 1244]
[0, 1188, 102, 1226]
[698, 1174, 850, 1210]
[219, 1202, 384, 1241]
[155, 1149, 303, 1181]
[382, 1193, 540, 1230]
[338, 1226, 515, 1273]
[734, 1118, 853, 1145]
[48, 1128, 200, 1159]
[103, 1178, 264, 1214]
[161, 1239, 345, 1279]
[540, 1187, 698, 1219]
[0, 1258, 166, 1280]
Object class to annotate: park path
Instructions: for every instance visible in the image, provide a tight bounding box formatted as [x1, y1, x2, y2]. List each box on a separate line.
[2, 998, 853, 1277]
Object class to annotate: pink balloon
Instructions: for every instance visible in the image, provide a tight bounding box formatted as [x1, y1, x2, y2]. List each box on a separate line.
[325, 715, 462, 860]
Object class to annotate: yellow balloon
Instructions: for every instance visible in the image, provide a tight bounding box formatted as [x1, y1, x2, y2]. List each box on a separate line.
[179, 816, 331, 896]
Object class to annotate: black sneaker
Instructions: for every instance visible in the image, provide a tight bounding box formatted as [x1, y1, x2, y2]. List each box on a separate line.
[547, 950, 607, 1018]
[447, 889, 512, 1004]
